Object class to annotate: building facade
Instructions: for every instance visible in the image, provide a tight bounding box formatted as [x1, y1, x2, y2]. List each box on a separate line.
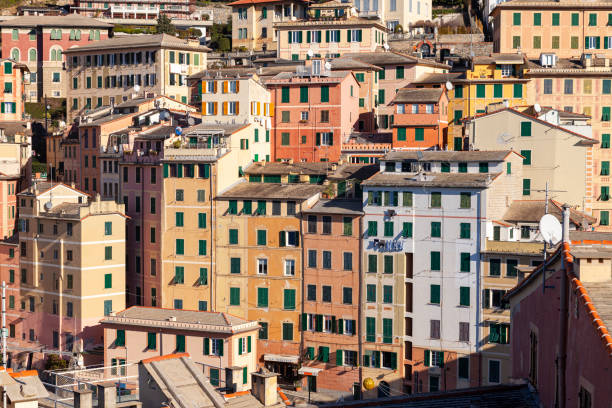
[64, 34, 209, 120]
[350, 0, 432, 32]
[0, 60, 29, 122]
[72, 0, 195, 20]
[17, 183, 126, 359]
[0, 15, 112, 102]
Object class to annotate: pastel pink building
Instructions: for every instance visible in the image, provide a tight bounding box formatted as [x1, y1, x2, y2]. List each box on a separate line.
[507, 235, 612, 407]
[0, 15, 112, 102]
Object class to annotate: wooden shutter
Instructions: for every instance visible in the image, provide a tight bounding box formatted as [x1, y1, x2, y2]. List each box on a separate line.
[336, 349, 343, 366]
[238, 338, 243, 355]
[236, 102, 240, 114]
[236, 81, 240, 92]
[247, 336, 251, 352]
[222, 102, 228, 115]
[203, 338, 210, 355]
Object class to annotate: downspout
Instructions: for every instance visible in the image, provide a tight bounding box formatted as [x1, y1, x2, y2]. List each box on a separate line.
[210, 163, 215, 311]
[141, 166, 144, 305]
[558, 205, 570, 408]
[299, 201, 305, 366]
[357, 212, 363, 397]
[476, 190, 483, 387]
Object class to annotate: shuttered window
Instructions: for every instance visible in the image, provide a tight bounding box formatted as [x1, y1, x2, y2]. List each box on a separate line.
[229, 287, 240, 305]
[430, 284, 440, 304]
[460, 287, 470, 306]
[283, 289, 296, 310]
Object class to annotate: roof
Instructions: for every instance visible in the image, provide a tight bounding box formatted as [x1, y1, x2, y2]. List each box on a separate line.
[330, 57, 382, 71]
[580, 281, 612, 330]
[245, 161, 332, 176]
[228, 0, 306, 5]
[328, 163, 380, 181]
[522, 106, 591, 120]
[391, 88, 443, 104]
[218, 182, 324, 200]
[383, 150, 515, 162]
[526, 57, 612, 74]
[187, 67, 257, 80]
[484, 240, 545, 256]
[184, 122, 247, 135]
[309, 0, 352, 8]
[410, 72, 464, 84]
[267, 70, 353, 83]
[102, 306, 257, 333]
[492, 0, 612, 12]
[464, 108, 598, 142]
[114, 97, 155, 109]
[344, 51, 449, 70]
[570, 230, 612, 244]
[63, 34, 210, 53]
[0, 121, 31, 137]
[0, 370, 48, 402]
[46, 202, 89, 216]
[274, 17, 388, 30]
[472, 53, 525, 65]
[322, 384, 540, 408]
[302, 199, 364, 215]
[503, 200, 596, 227]
[362, 172, 499, 189]
[0, 15, 112, 28]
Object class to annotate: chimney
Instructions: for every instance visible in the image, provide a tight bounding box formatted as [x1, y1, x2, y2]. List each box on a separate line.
[74, 389, 93, 408]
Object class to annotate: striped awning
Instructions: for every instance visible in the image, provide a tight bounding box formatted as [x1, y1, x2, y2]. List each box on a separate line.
[264, 354, 299, 364]
[298, 367, 322, 376]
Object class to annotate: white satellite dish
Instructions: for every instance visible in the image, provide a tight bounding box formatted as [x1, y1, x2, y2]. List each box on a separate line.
[134, 84, 141, 93]
[383, 42, 390, 51]
[534, 103, 541, 113]
[307, 49, 314, 58]
[324, 61, 332, 70]
[445, 81, 453, 91]
[187, 117, 195, 126]
[539, 213, 562, 245]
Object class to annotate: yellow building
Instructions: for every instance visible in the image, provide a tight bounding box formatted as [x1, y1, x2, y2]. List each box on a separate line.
[215, 182, 323, 383]
[17, 183, 126, 360]
[411, 54, 529, 150]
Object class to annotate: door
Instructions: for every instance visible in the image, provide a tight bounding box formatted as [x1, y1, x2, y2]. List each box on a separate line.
[210, 368, 219, 386]
[454, 137, 463, 151]
[307, 375, 317, 392]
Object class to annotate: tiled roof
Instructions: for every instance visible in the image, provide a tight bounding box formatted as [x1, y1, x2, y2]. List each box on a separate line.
[502, 199, 596, 226]
[362, 172, 499, 188]
[302, 199, 364, 215]
[472, 53, 525, 65]
[322, 384, 540, 408]
[103, 306, 252, 328]
[328, 163, 379, 181]
[183, 122, 248, 135]
[63, 34, 210, 53]
[245, 161, 332, 175]
[493, 0, 612, 11]
[267, 70, 352, 83]
[345, 51, 450, 69]
[187, 67, 257, 80]
[391, 88, 443, 104]
[274, 17, 388, 30]
[228, 0, 306, 5]
[218, 182, 324, 199]
[330, 57, 382, 71]
[484, 240, 545, 255]
[383, 150, 514, 162]
[0, 15, 113, 28]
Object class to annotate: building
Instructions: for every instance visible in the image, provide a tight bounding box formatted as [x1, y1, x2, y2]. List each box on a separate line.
[524, 55, 612, 228]
[464, 107, 596, 211]
[343, 51, 449, 134]
[102, 306, 259, 389]
[350, 0, 433, 32]
[0, 369, 49, 407]
[410, 54, 528, 149]
[507, 231, 612, 408]
[64, 34, 210, 120]
[0, 15, 112, 102]
[360, 150, 523, 396]
[16, 183, 126, 359]
[300, 199, 363, 392]
[0, 60, 29, 122]
[275, 2, 388, 61]
[215, 182, 323, 384]
[229, 0, 308, 52]
[197, 69, 272, 163]
[0, 123, 32, 193]
[73, 0, 194, 20]
[266, 65, 360, 163]
[491, 1, 612, 59]
[390, 88, 448, 150]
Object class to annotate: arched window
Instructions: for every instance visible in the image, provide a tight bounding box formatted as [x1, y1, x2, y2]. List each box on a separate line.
[89, 30, 100, 41]
[10, 48, 20, 62]
[29, 48, 37, 62]
[50, 47, 62, 61]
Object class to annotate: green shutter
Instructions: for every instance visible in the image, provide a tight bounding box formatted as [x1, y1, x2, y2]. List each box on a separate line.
[321, 85, 329, 102]
[521, 150, 531, 165]
[430, 285, 440, 304]
[523, 179, 531, 196]
[257, 288, 268, 307]
[230, 287, 240, 305]
[430, 251, 440, 270]
[415, 128, 424, 141]
[238, 338, 243, 355]
[336, 349, 343, 366]
[513, 12, 521, 25]
[424, 350, 430, 366]
[476, 84, 486, 98]
[460, 287, 470, 306]
[520, 121, 531, 136]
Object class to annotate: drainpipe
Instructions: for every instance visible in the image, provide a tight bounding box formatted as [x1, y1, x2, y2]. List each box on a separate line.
[558, 205, 570, 408]
[210, 164, 215, 311]
[357, 213, 363, 397]
[299, 202, 305, 367]
[475, 190, 482, 387]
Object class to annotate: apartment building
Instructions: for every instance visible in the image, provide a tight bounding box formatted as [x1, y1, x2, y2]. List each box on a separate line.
[73, 0, 194, 20]
[275, 3, 388, 61]
[0, 124, 32, 195]
[360, 150, 523, 396]
[229, 0, 307, 52]
[0, 15, 112, 102]
[411, 54, 528, 149]
[267, 66, 360, 163]
[17, 183, 126, 359]
[64, 34, 209, 120]
[390, 88, 448, 150]
[215, 182, 323, 384]
[198, 69, 272, 162]
[465, 107, 596, 211]
[524, 55, 612, 228]
[350, 0, 432, 32]
[344, 51, 449, 134]
[507, 236, 612, 407]
[101, 306, 259, 390]
[0, 59, 29, 122]
[491, 1, 612, 59]
[300, 199, 363, 392]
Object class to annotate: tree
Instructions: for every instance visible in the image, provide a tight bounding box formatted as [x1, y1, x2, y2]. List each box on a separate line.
[156, 15, 176, 35]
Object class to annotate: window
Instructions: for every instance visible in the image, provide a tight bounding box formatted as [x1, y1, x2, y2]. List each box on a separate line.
[104, 273, 112, 289]
[476, 84, 485, 98]
[383, 285, 392, 303]
[579, 387, 592, 408]
[512, 36, 520, 49]
[402, 222, 413, 238]
[259, 322, 268, 339]
[430, 319, 440, 339]
[543, 79, 552, 94]
[431, 251, 440, 271]
[382, 318, 393, 343]
[285, 259, 296, 276]
[431, 192, 441, 207]
[229, 287, 240, 306]
[459, 287, 470, 306]
[506, 259, 518, 277]
[460, 192, 471, 208]
[460, 253, 470, 272]
[343, 287, 352, 304]
[489, 323, 509, 344]
[230, 257, 240, 274]
[282, 323, 293, 341]
[322, 286, 331, 302]
[308, 250, 317, 268]
[257, 287, 268, 308]
[175, 212, 184, 227]
[523, 179, 531, 196]
[415, 128, 424, 141]
[431, 222, 441, 238]
[552, 36, 560, 49]
[460, 223, 471, 239]
[368, 254, 377, 273]
[601, 211, 610, 226]
[430, 284, 440, 304]
[564, 79, 573, 94]
[589, 13, 597, 26]
[603, 134, 611, 148]
[104, 246, 112, 260]
[513, 12, 521, 25]
[396, 66, 404, 79]
[322, 251, 332, 269]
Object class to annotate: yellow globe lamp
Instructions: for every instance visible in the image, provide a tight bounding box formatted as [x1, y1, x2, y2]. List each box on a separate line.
[363, 377, 375, 390]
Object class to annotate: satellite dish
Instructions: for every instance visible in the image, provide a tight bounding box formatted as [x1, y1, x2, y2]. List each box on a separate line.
[383, 42, 390, 51]
[187, 117, 195, 126]
[175, 126, 182, 136]
[307, 49, 314, 58]
[539, 214, 562, 245]
[44, 201, 53, 211]
[134, 84, 141, 93]
[445, 81, 453, 91]
[534, 103, 541, 113]
[324, 61, 332, 70]
[160, 111, 169, 120]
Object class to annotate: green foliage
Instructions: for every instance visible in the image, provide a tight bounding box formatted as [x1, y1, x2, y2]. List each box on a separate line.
[156, 14, 176, 35]
[32, 160, 46, 174]
[208, 22, 231, 51]
[45, 354, 68, 371]
[114, 24, 156, 35]
[394, 24, 404, 33]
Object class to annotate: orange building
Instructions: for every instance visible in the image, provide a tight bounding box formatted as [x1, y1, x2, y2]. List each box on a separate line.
[390, 88, 448, 150]
[300, 199, 363, 393]
[267, 63, 360, 163]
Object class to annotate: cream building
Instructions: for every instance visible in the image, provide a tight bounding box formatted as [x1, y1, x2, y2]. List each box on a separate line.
[350, 0, 433, 32]
[64, 34, 209, 121]
[17, 183, 126, 358]
[465, 107, 597, 212]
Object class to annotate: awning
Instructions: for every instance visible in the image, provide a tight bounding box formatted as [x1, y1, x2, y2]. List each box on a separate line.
[264, 354, 299, 364]
[298, 367, 322, 377]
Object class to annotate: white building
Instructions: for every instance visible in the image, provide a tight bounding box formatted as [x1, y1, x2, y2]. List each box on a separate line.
[351, 0, 432, 32]
[360, 150, 523, 393]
